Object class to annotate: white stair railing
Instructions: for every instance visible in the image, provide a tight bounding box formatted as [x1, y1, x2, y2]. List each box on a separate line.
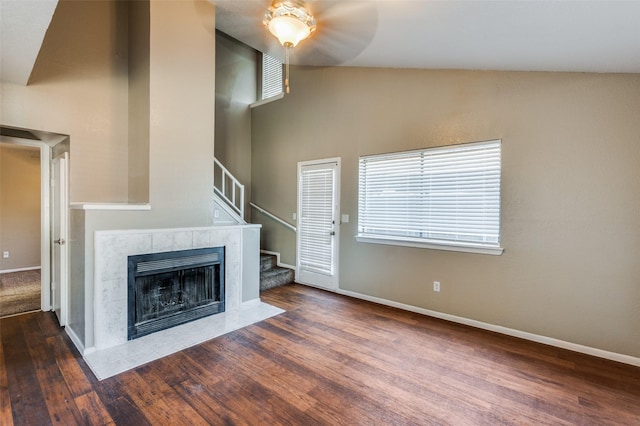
[214, 158, 244, 220]
[250, 202, 296, 232]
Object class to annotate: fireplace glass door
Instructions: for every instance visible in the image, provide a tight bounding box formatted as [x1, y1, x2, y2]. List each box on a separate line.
[128, 247, 225, 340]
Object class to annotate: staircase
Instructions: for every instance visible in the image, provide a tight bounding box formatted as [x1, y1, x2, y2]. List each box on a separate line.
[213, 158, 295, 291]
[214, 158, 246, 225]
[260, 254, 294, 291]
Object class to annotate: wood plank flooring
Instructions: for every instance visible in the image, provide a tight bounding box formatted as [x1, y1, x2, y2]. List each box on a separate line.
[1, 283, 639, 425]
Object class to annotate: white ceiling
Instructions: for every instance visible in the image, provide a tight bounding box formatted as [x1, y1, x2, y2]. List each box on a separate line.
[0, 0, 58, 84]
[1, 0, 639, 87]
[215, 0, 640, 74]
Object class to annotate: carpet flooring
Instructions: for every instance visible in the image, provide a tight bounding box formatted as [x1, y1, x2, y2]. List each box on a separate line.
[0, 270, 41, 318]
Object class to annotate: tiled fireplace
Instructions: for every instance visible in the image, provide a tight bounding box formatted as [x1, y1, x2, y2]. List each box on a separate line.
[84, 225, 283, 380]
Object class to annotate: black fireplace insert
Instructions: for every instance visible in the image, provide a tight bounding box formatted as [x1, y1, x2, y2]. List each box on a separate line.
[127, 246, 225, 340]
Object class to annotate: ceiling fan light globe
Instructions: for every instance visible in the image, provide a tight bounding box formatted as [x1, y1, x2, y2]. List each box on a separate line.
[268, 15, 311, 47]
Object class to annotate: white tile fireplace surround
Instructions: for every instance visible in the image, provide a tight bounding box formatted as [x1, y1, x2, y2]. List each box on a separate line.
[85, 225, 283, 380]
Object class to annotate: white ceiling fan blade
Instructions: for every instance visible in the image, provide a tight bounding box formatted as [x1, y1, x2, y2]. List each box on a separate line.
[215, 1, 378, 66]
[294, 1, 378, 65]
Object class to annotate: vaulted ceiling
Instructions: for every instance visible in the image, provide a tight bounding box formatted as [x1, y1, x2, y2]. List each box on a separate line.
[2, 0, 640, 87]
[215, 0, 640, 74]
[0, 0, 58, 84]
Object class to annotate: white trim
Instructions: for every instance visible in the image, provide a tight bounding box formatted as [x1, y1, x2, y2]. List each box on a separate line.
[52, 152, 69, 326]
[41, 144, 51, 312]
[355, 234, 504, 256]
[65, 326, 86, 355]
[0, 266, 41, 274]
[250, 93, 284, 108]
[260, 250, 296, 271]
[0, 137, 52, 312]
[69, 202, 151, 211]
[278, 262, 296, 271]
[0, 309, 41, 319]
[336, 288, 640, 368]
[214, 193, 246, 225]
[296, 158, 341, 291]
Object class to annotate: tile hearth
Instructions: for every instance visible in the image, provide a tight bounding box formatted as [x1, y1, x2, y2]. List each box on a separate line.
[84, 300, 283, 380]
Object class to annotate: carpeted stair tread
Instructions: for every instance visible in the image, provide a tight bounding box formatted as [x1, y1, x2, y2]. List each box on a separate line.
[260, 255, 277, 272]
[259, 255, 294, 291]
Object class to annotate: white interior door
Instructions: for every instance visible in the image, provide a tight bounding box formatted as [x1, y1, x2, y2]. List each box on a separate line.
[296, 158, 340, 290]
[52, 153, 69, 326]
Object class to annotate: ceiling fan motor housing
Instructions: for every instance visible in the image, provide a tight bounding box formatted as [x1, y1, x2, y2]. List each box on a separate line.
[264, 0, 317, 47]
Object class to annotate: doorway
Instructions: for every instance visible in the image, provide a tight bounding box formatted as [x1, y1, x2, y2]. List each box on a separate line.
[0, 144, 42, 317]
[0, 126, 69, 321]
[296, 158, 340, 290]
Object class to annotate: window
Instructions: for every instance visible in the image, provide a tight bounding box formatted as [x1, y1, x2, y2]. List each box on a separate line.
[261, 53, 283, 100]
[357, 140, 503, 255]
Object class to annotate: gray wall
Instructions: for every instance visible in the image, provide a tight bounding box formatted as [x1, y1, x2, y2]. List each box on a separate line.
[251, 66, 640, 358]
[214, 34, 260, 303]
[215, 32, 257, 219]
[69, 208, 85, 343]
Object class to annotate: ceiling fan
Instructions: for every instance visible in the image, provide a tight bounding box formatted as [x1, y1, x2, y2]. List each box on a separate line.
[263, 0, 317, 93]
[215, 0, 378, 92]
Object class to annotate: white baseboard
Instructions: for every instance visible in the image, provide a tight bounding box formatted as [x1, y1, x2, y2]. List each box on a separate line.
[337, 288, 640, 368]
[0, 308, 41, 319]
[260, 250, 296, 271]
[65, 325, 86, 355]
[0, 266, 41, 274]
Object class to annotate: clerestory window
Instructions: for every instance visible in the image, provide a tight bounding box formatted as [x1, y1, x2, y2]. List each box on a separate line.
[261, 53, 283, 100]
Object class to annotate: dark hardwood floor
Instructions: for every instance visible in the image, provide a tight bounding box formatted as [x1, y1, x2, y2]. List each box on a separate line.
[1, 283, 639, 425]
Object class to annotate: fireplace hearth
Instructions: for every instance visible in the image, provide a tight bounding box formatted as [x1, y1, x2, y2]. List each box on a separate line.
[127, 247, 225, 340]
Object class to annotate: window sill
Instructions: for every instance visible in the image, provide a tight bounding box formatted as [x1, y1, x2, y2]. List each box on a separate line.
[250, 93, 284, 108]
[355, 234, 504, 256]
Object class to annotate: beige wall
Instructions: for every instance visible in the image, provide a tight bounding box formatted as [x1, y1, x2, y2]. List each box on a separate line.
[145, 0, 215, 224]
[0, 0, 130, 203]
[0, 145, 41, 270]
[127, 0, 151, 203]
[251, 67, 640, 358]
[2, 1, 217, 348]
[69, 0, 217, 348]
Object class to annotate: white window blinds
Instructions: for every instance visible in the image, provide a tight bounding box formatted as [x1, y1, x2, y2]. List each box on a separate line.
[299, 166, 335, 275]
[358, 140, 501, 249]
[262, 53, 283, 100]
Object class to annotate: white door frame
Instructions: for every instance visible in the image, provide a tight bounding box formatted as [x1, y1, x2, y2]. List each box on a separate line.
[0, 136, 51, 311]
[295, 157, 340, 291]
[52, 152, 70, 325]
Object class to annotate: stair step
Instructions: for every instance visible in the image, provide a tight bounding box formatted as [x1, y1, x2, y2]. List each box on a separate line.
[260, 254, 277, 272]
[260, 266, 294, 291]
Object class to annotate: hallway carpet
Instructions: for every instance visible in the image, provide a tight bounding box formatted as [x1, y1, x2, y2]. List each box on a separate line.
[0, 270, 40, 318]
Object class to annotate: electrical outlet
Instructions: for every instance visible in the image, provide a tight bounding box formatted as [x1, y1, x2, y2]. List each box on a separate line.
[3, 251, 9, 259]
[214, 210, 220, 218]
[433, 281, 440, 292]
[292, 212, 297, 220]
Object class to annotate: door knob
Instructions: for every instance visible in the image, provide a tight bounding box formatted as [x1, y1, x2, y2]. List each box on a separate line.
[329, 231, 335, 236]
[54, 238, 65, 245]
